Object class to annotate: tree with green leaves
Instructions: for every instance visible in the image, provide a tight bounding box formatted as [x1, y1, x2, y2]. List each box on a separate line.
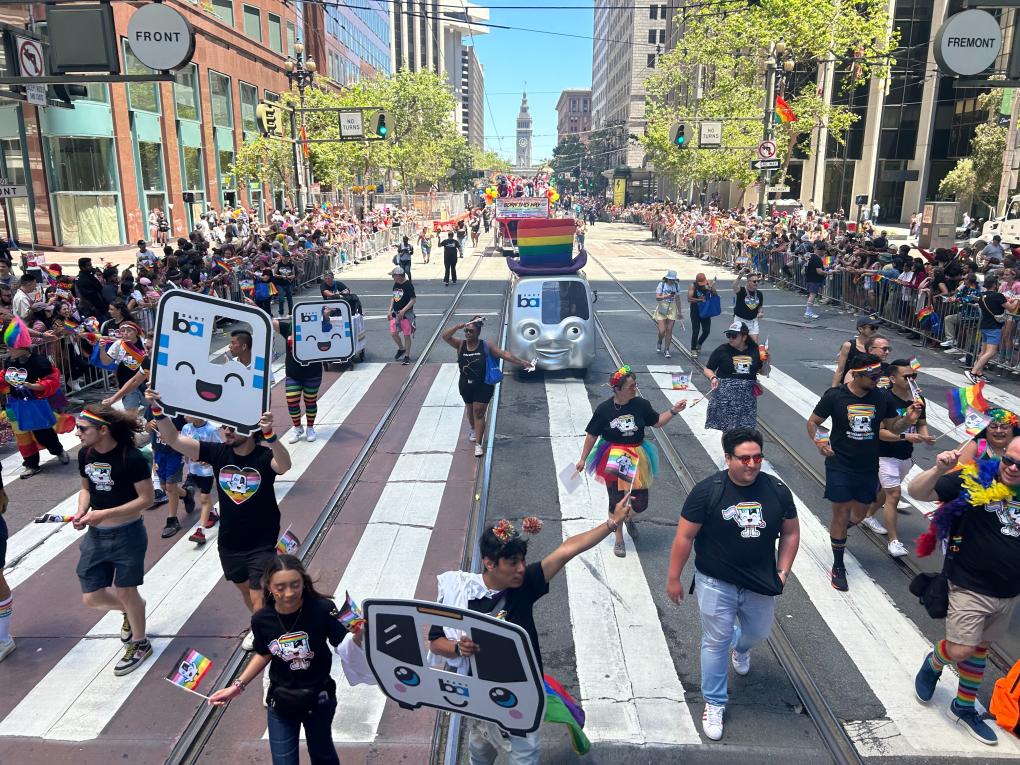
[231, 136, 295, 202]
[939, 90, 1007, 217]
[642, 0, 895, 192]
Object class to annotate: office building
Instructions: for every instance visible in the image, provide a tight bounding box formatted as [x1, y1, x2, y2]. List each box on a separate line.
[390, 0, 487, 78]
[556, 89, 592, 144]
[460, 46, 484, 149]
[0, 0, 301, 250]
[309, 0, 391, 87]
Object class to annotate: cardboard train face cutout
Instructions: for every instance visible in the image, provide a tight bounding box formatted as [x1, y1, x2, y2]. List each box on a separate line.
[290, 300, 356, 364]
[362, 598, 545, 735]
[507, 275, 596, 372]
[150, 290, 272, 434]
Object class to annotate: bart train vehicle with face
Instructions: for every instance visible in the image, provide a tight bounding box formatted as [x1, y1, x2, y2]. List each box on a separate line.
[507, 272, 596, 375]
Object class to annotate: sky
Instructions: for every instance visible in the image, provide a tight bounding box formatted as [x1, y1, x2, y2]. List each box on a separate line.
[467, 2, 594, 165]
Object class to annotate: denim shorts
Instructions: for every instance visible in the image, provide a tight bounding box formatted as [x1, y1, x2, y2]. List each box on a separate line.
[981, 328, 1003, 346]
[76, 517, 148, 593]
[122, 388, 144, 411]
[806, 281, 823, 295]
[824, 466, 879, 505]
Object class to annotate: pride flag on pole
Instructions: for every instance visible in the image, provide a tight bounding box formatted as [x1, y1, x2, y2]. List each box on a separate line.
[336, 592, 365, 632]
[165, 648, 213, 694]
[276, 526, 301, 555]
[946, 381, 990, 425]
[605, 446, 639, 484]
[774, 95, 798, 123]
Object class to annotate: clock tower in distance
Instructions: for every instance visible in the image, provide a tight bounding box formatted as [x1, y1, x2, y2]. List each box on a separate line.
[515, 91, 532, 169]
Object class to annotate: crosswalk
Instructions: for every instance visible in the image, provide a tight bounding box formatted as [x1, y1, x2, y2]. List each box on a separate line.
[0, 355, 1016, 760]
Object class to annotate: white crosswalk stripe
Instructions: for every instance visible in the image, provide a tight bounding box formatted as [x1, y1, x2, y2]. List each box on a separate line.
[545, 378, 700, 746]
[0, 364, 384, 741]
[649, 365, 1020, 758]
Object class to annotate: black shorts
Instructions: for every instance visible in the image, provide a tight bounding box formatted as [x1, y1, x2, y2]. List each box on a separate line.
[459, 377, 495, 405]
[0, 514, 7, 568]
[185, 474, 214, 495]
[219, 545, 276, 590]
[75, 517, 148, 593]
[824, 466, 879, 505]
[608, 485, 649, 514]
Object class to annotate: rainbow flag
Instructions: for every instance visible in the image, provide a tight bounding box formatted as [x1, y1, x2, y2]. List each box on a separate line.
[671, 371, 690, 390]
[276, 526, 300, 555]
[964, 406, 993, 437]
[62, 318, 80, 333]
[605, 446, 639, 484]
[213, 256, 233, 273]
[268, 282, 279, 297]
[946, 381, 990, 425]
[822, 255, 833, 268]
[774, 95, 798, 124]
[909, 357, 921, 372]
[3, 316, 29, 349]
[239, 278, 255, 294]
[543, 674, 590, 755]
[916, 305, 933, 322]
[516, 218, 575, 267]
[165, 648, 212, 692]
[122, 342, 146, 367]
[337, 591, 365, 632]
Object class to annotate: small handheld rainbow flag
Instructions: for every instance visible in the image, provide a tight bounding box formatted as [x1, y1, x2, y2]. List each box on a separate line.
[605, 447, 639, 484]
[276, 526, 301, 555]
[822, 255, 833, 268]
[543, 674, 590, 754]
[909, 357, 921, 372]
[946, 382, 989, 426]
[907, 377, 924, 404]
[239, 278, 255, 293]
[916, 305, 933, 322]
[3, 316, 29, 349]
[813, 427, 830, 447]
[62, 318, 80, 333]
[671, 371, 690, 390]
[268, 282, 279, 297]
[34, 514, 75, 523]
[337, 592, 365, 632]
[964, 406, 993, 437]
[213, 256, 233, 273]
[759, 338, 769, 363]
[774, 95, 798, 123]
[165, 648, 213, 696]
[122, 342, 146, 367]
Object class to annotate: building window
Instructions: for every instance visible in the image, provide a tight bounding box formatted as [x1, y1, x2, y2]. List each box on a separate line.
[239, 81, 259, 135]
[46, 136, 121, 246]
[181, 145, 205, 198]
[137, 141, 166, 226]
[211, 0, 233, 26]
[660, 5, 666, 18]
[123, 41, 159, 113]
[286, 21, 296, 56]
[647, 53, 656, 68]
[0, 138, 30, 242]
[268, 13, 283, 52]
[649, 4, 657, 18]
[659, 29, 666, 43]
[209, 70, 232, 127]
[242, 5, 262, 42]
[174, 63, 200, 121]
[218, 148, 236, 204]
[648, 29, 656, 43]
[264, 89, 279, 102]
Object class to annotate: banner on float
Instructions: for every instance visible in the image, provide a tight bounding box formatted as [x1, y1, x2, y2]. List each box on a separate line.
[494, 198, 550, 219]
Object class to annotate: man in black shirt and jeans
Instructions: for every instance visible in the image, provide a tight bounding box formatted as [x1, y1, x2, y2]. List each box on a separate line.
[807, 353, 920, 591]
[428, 497, 634, 764]
[908, 440, 1020, 745]
[667, 428, 800, 741]
[440, 232, 462, 286]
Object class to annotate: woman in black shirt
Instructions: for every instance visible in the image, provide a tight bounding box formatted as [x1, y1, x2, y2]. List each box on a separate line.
[703, 320, 765, 432]
[209, 555, 360, 765]
[576, 365, 686, 557]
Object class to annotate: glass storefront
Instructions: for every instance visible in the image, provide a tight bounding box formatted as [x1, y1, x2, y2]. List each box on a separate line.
[138, 140, 166, 233]
[0, 137, 31, 243]
[47, 136, 120, 246]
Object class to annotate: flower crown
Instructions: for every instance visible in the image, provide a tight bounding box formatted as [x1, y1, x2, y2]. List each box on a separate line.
[491, 517, 543, 543]
[989, 408, 1019, 427]
[609, 365, 632, 389]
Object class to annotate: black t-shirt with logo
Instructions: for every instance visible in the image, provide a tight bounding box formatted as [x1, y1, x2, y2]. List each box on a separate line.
[3, 351, 53, 388]
[427, 562, 550, 670]
[585, 396, 659, 446]
[734, 286, 764, 320]
[252, 596, 348, 691]
[935, 472, 1020, 598]
[879, 391, 924, 460]
[681, 471, 797, 596]
[980, 292, 1007, 330]
[199, 441, 280, 552]
[706, 343, 761, 380]
[440, 238, 460, 259]
[320, 280, 349, 299]
[78, 445, 151, 511]
[458, 339, 486, 383]
[274, 260, 296, 283]
[277, 321, 322, 381]
[812, 385, 898, 473]
[391, 280, 416, 313]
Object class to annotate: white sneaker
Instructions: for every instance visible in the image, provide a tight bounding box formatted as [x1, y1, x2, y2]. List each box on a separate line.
[731, 649, 751, 676]
[862, 516, 888, 535]
[0, 638, 15, 663]
[702, 703, 725, 740]
[241, 630, 255, 652]
[664, 349, 672, 358]
[468, 429, 476, 442]
[474, 443, 484, 458]
[305, 427, 316, 442]
[940, 340, 955, 348]
[888, 539, 909, 557]
[288, 427, 305, 444]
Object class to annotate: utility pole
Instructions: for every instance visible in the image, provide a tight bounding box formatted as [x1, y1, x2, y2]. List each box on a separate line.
[687, 63, 703, 205]
[758, 57, 777, 219]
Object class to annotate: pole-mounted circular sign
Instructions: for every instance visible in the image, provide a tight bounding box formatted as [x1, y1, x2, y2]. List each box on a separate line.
[934, 9, 1002, 77]
[127, 3, 195, 71]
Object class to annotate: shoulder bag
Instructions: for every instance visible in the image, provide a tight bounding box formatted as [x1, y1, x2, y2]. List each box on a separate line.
[983, 295, 1007, 324]
[698, 291, 722, 319]
[481, 340, 504, 385]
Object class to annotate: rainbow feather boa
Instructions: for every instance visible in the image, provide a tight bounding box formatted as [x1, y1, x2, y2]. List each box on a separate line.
[915, 459, 1015, 557]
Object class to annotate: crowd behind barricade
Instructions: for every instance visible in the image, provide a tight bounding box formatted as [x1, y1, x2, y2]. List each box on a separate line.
[628, 201, 1020, 382]
[0, 203, 422, 424]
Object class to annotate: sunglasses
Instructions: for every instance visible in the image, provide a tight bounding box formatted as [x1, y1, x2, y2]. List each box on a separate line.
[725, 331, 740, 339]
[989, 422, 1014, 430]
[903, 373, 917, 380]
[1001, 454, 1020, 468]
[730, 453, 765, 465]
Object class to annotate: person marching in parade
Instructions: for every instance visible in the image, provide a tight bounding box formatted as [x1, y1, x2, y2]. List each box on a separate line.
[703, 320, 767, 432]
[575, 365, 687, 557]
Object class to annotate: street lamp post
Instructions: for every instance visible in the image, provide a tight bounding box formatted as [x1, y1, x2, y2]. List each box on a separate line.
[285, 43, 316, 211]
[758, 42, 794, 219]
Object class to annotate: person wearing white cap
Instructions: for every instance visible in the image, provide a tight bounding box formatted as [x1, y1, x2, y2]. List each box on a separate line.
[702, 320, 767, 432]
[654, 270, 681, 357]
[389, 266, 416, 366]
[732, 268, 764, 342]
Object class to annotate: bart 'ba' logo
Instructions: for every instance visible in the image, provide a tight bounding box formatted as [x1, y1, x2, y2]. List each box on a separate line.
[516, 293, 540, 308]
[172, 311, 204, 337]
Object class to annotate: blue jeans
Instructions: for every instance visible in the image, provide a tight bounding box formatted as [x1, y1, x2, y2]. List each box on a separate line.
[266, 694, 340, 765]
[468, 720, 539, 765]
[275, 282, 295, 316]
[695, 574, 776, 706]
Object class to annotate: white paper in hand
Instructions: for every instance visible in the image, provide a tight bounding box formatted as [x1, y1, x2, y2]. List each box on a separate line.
[558, 462, 582, 493]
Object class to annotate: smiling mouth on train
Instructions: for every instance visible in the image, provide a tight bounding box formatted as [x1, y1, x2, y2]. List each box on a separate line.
[196, 379, 223, 402]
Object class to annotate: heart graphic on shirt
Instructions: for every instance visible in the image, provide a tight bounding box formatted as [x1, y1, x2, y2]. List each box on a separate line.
[218, 465, 262, 504]
[4, 368, 27, 385]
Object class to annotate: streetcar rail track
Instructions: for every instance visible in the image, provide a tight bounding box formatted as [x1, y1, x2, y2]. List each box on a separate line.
[167, 252, 495, 765]
[586, 248, 1017, 676]
[591, 306, 864, 765]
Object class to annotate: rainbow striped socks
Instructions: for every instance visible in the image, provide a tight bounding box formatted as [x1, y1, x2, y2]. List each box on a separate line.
[955, 646, 989, 709]
[928, 638, 951, 674]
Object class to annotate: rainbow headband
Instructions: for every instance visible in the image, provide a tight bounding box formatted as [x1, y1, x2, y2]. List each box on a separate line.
[850, 362, 882, 375]
[78, 409, 109, 427]
[989, 408, 1019, 427]
[609, 365, 633, 388]
[118, 321, 143, 336]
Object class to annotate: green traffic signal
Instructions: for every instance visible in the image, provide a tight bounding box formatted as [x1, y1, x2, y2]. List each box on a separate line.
[375, 112, 388, 138]
[675, 124, 686, 146]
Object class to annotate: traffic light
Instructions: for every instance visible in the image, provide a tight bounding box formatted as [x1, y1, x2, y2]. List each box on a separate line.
[256, 102, 285, 138]
[669, 122, 689, 148]
[373, 110, 389, 139]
